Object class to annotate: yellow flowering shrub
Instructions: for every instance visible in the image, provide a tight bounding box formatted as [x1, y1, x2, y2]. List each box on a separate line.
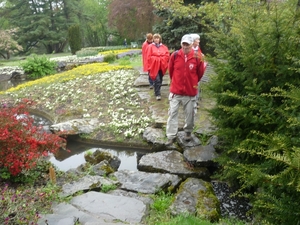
[2, 63, 132, 94]
[99, 49, 141, 56]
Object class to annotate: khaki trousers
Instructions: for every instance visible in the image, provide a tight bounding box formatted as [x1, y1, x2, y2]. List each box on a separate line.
[166, 93, 196, 139]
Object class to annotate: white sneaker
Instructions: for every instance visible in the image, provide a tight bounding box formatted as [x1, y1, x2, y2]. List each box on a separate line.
[156, 96, 161, 101]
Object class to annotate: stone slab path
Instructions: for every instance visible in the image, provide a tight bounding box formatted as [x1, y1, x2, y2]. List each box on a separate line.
[135, 65, 216, 132]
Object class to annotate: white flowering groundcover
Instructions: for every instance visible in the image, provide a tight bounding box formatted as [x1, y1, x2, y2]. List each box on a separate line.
[1, 63, 153, 141]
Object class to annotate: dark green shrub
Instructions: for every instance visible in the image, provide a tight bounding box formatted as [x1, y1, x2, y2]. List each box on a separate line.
[205, 1, 300, 224]
[103, 53, 116, 63]
[20, 54, 57, 79]
[68, 24, 82, 55]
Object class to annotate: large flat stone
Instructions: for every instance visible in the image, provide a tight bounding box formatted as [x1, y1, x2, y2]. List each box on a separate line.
[71, 191, 146, 224]
[39, 191, 147, 225]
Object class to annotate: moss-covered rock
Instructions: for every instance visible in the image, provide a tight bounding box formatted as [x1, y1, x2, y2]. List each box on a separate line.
[170, 178, 221, 222]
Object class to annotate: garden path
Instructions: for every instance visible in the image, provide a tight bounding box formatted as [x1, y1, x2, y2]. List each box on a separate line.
[134, 64, 215, 133]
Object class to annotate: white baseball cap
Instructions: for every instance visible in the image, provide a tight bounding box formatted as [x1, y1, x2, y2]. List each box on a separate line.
[181, 34, 193, 45]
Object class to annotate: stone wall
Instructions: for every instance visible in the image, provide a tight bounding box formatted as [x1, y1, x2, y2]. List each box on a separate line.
[0, 66, 25, 82]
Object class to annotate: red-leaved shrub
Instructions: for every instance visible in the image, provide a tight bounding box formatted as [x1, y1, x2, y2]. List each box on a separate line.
[0, 99, 66, 176]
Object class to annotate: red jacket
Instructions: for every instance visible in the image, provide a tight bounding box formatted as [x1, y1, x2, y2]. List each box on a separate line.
[142, 40, 152, 72]
[147, 43, 169, 80]
[168, 49, 205, 96]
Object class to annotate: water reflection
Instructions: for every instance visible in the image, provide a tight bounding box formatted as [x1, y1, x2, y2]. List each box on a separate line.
[50, 141, 139, 172]
[30, 114, 142, 173]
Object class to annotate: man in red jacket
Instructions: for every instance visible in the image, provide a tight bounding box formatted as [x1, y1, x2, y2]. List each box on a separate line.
[166, 34, 206, 145]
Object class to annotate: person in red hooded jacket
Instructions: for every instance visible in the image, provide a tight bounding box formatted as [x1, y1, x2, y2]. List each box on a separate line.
[166, 34, 206, 145]
[142, 33, 154, 89]
[146, 33, 169, 101]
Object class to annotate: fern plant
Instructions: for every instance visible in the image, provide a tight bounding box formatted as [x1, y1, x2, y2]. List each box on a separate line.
[20, 54, 57, 79]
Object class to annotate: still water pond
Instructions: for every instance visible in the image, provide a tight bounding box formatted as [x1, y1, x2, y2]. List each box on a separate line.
[31, 114, 141, 172]
[50, 141, 140, 172]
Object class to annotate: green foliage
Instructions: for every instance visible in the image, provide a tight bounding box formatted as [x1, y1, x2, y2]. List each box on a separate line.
[2, 0, 79, 54]
[84, 150, 93, 156]
[68, 24, 82, 55]
[152, 0, 212, 54]
[128, 54, 143, 67]
[117, 56, 131, 66]
[146, 191, 173, 224]
[0, 168, 11, 180]
[204, 1, 300, 224]
[0, 29, 23, 59]
[154, 214, 213, 225]
[151, 191, 173, 212]
[145, 190, 248, 225]
[194, 133, 211, 145]
[103, 53, 116, 63]
[0, 176, 62, 224]
[20, 54, 57, 79]
[78, 0, 111, 47]
[101, 184, 117, 193]
[0, 159, 54, 185]
[153, 9, 200, 50]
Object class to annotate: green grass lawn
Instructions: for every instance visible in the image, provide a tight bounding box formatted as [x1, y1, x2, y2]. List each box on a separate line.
[0, 52, 73, 67]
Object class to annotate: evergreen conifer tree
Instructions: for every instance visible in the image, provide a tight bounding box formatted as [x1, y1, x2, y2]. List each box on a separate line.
[68, 24, 82, 55]
[205, 0, 300, 224]
[2, 0, 79, 53]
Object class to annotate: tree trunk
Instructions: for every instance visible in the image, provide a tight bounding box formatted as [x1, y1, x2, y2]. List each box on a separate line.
[0, 52, 6, 59]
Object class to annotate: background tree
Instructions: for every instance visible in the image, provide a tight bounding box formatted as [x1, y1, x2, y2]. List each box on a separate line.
[1, 0, 80, 54]
[78, 0, 113, 47]
[152, 9, 200, 50]
[151, 0, 215, 53]
[0, 4, 10, 30]
[108, 0, 157, 43]
[203, 0, 300, 224]
[68, 24, 82, 55]
[0, 28, 23, 59]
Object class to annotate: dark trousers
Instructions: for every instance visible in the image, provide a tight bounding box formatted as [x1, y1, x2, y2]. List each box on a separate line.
[148, 72, 153, 86]
[153, 70, 163, 96]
